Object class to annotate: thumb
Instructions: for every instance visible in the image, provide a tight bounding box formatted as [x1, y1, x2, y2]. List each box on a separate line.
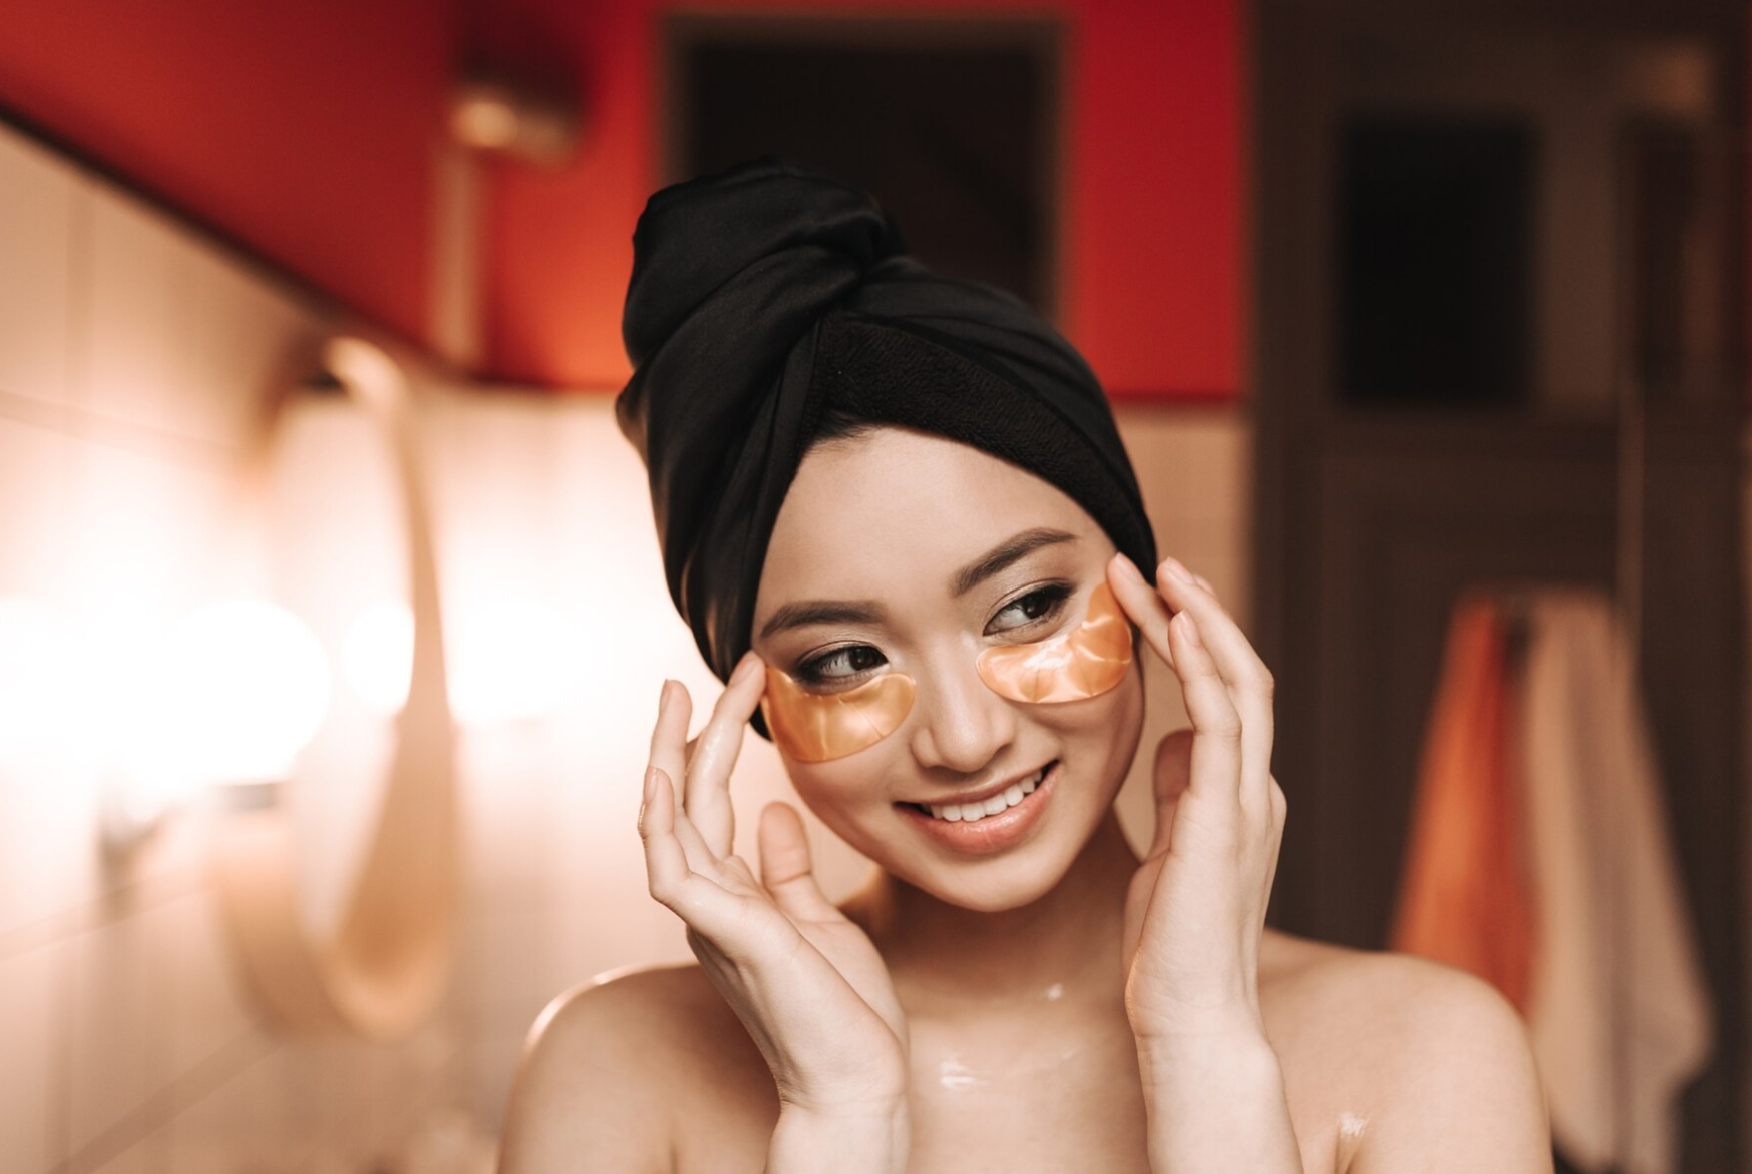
[758, 801, 840, 922]
[1147, 729, 1195, 859]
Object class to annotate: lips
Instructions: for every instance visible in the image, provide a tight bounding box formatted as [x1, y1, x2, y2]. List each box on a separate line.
[896, 761, 1061, 855]
[908, 762, 1050, 823]
[899, 759, 1056, 816]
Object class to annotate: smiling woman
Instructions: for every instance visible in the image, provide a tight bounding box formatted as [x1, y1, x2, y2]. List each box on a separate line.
[495, 158, 1554, 1174]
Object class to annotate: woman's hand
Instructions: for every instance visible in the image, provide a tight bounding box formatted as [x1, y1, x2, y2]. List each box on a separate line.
[1105, 554, 1301, 1171]
[1105, 553, 1287, 1048]
[638, 653, 913, 1124]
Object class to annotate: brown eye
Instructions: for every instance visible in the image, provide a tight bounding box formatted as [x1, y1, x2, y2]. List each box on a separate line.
[987, 583, 1074, 636]
[795, 643, 886, 685]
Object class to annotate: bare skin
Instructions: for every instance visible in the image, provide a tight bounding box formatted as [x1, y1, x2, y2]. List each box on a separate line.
[498, 427, 1551, 1174]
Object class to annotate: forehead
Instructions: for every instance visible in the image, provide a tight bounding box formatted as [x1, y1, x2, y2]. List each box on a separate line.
[754, 426, 1103, 612]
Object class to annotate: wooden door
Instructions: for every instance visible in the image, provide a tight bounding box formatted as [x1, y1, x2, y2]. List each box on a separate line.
[1251, 2, 1747, 1170]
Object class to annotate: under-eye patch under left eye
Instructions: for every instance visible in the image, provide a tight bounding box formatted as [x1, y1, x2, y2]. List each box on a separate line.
[760, 667, 917, 763]
[976, 579, 1132, 704]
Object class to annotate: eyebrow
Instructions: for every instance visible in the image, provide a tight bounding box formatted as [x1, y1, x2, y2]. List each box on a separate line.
[759, 599, 890, 641]
[757, 526, 1080, 641]
[948, 526, 1080, 599]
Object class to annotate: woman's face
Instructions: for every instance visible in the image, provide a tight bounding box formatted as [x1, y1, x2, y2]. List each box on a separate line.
[750, 425, 1146, 912]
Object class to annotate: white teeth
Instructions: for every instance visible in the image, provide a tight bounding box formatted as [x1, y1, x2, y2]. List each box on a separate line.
[926, 766, 1051, 823]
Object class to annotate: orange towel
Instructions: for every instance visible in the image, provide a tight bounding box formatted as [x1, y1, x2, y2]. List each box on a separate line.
[1389, 597, 1536, 1011]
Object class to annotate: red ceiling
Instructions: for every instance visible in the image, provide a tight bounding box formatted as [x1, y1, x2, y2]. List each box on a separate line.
[0, 0, 452, 345]
[0, 0, 1246, 399]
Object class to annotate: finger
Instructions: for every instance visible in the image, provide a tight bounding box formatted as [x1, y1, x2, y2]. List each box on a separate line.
[1153, 559, 1274, 818]
[1107, 552, 1176, 671]
[758, 802, 842, 923]
[686, 653, 767, 857]
[669, 784, 721, 869]
[1147, 729, 1195, 860]
[646, 681, 746, 873]
[1167, 609, 1243, 842]
[649, 679, 694, 821]
[639, 766, 692, 905]
[1153, 558, 1272, 706]
[640, 764, 722, 884]
[642, 769, 782, 961]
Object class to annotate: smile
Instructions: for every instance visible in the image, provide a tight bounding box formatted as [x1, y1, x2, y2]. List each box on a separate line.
[917, 763, 1047, 822]
[896, 761, 1060, 855]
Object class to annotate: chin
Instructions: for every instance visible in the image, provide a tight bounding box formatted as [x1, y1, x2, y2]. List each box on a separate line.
[906, 858, 1072, 914]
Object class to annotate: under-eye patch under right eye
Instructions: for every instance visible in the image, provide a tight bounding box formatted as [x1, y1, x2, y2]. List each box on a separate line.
[760, 667, 917, 763]
[975, 580, 1132, 704]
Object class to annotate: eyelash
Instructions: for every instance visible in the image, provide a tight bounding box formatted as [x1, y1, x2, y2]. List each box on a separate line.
[791, 582, 1077, 687]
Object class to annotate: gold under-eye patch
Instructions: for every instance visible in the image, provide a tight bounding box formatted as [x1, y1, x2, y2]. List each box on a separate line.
[759, 580, 1132, 762]
[760, 667, 918, 764]
[976, 580, 1133, 703]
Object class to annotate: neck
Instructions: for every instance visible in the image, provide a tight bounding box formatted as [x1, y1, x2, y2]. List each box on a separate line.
[844, 809, 1141, 1012]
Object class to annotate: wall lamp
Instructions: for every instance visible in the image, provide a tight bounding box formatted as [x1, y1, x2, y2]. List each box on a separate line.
[205, 335, 460, 1040]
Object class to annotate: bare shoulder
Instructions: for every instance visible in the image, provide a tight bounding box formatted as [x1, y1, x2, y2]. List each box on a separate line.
[498, 963, 772, 1174]
[1258, 929, 1553, 1173]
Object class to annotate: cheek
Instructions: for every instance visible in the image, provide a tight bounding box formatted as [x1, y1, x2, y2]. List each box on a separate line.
[1042, 662, 1146, 792]
[781, 756, 896, 843]
[1051, 655, 1141, 728]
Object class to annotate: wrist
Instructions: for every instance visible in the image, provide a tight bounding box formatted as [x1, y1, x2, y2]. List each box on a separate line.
[769, 1103, 911, 1174]
[1133, 1029, 1303, 1172]
[1135, 1023, 1281, 1091]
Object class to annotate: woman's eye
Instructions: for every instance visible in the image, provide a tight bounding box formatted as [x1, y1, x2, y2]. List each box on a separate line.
[795, 644, 886, 686]
[988, 583, 1074, 636]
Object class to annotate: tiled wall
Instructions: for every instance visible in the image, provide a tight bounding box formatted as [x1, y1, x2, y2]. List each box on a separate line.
[0, 122, 475, 1174]
[0, 119, 1253, 1173]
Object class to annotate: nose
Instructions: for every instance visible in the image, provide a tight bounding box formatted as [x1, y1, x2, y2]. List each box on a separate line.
[908, 651, 1018, 775]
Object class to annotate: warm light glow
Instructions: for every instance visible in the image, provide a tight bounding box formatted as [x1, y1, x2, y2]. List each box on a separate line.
[168, 600, 332, 784]
[89, 603, 198, 827]
[446, 597, 577, 727]
[0, 597, 77, 763]
[451, 91, 520, 150]
[342, 596, 582, 727]
[343, 600, 414, 716]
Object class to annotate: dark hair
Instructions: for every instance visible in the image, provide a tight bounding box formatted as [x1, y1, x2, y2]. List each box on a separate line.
[616, 157, 1157, 701]
[807, 401, 883, 449]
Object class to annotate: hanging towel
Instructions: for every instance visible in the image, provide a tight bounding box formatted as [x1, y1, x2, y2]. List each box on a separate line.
[1520, 591, 1713, 1174]
[1390, 597, 1538, 1011]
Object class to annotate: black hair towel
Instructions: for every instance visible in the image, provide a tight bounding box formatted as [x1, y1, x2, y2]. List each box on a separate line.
[616, 157, 1158, 705]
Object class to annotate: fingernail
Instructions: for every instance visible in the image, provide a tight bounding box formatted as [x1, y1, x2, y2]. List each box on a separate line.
[1159, 557, 1195, 586]
[1114, 552, 1147, 584]
[1178, 612, 1205, 649]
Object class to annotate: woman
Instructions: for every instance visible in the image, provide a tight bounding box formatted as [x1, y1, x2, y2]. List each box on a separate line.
[498, 158, 1552, 1173]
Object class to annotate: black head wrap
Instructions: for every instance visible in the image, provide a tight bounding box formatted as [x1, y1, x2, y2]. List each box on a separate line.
[616, 157, 1157, 736]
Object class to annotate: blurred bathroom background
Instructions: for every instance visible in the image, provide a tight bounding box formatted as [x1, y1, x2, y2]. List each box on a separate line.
[0, 1, 1743, 1172]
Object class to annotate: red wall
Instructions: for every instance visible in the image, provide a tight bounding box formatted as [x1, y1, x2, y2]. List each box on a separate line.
[0, 0, 1246, 399]
[477, 0, 1247, 397]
